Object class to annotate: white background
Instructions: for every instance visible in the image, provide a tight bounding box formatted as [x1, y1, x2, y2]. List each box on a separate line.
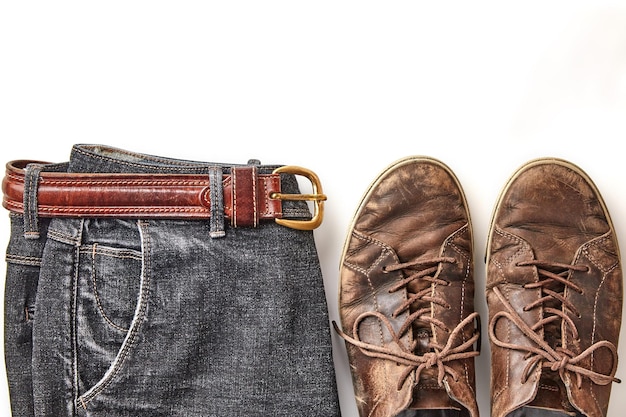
[1, 1, 626, 416]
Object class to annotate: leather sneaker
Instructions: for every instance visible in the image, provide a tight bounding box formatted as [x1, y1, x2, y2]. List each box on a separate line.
[335, 156, 481, 417]
[486, 158, 622, 417]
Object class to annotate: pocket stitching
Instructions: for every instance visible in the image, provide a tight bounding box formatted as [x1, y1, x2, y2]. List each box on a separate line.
[77, 220, 152, 408]
[89, 243, 138, 333]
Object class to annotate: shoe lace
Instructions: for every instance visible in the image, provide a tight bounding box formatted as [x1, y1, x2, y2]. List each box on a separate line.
[335, 256, 480, 390]
[489, 260, 621, 388]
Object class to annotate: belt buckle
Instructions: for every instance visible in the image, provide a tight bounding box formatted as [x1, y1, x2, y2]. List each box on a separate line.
[271, 166, 327, 230]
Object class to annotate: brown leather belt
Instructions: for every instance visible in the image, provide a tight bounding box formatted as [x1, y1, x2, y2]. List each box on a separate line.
[2, 160, 326, 230]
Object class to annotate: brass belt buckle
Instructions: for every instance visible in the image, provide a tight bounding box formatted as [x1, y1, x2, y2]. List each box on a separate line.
[271, 166, 327, 230]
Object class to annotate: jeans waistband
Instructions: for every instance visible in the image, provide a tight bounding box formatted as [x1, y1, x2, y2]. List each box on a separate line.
[2, 145, 326, 236]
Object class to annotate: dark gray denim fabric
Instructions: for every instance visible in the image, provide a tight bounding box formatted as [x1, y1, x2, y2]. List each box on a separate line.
[4, 145, 340, 416]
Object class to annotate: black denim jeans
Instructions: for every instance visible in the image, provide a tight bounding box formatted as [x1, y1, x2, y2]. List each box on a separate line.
[4, 145, 340, 416]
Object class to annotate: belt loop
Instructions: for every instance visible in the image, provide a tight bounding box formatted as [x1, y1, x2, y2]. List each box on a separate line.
[231, 166, 259, 228]
[23, 163, 45, 239]
[208, 166, 226, 238]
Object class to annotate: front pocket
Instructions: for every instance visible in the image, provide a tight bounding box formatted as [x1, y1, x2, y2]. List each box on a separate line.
[75, 241, 144, 399]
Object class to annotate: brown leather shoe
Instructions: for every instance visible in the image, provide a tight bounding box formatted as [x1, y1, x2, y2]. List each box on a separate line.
[486, 158, 622, 417]
[335, 156, 480, 417]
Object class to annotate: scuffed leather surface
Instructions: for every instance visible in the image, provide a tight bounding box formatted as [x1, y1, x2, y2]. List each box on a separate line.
[2, 159, 283, 221]
[338, 157, 478, 417]
[487, 159, 622, 417]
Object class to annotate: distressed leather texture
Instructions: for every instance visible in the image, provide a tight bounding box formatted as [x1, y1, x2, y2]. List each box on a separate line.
[2, 159, 283, 222]
[486, 159, 622, 417]
[337, 157, 480, 417]
[231, 165, 261, 227]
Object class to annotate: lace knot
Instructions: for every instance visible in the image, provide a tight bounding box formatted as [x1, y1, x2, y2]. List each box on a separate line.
[334, 256, 479, 390]
[489, 276, 620, 388]
[551, 355, 570, 373]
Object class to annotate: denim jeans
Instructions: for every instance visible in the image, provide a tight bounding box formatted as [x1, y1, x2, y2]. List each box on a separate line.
[4, 145, 340, 416]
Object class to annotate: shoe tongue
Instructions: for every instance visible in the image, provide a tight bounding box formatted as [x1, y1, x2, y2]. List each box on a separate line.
[408, 375, 461, 413]
[508, 407, 580, 417]
[396, 409, 466, 417]
[403, 256, 466, 416]
[524, 373, 580, 417]
[407, 391, 463, 416]
[524, 276, 580, 416]
[415, 327, 431, 354]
